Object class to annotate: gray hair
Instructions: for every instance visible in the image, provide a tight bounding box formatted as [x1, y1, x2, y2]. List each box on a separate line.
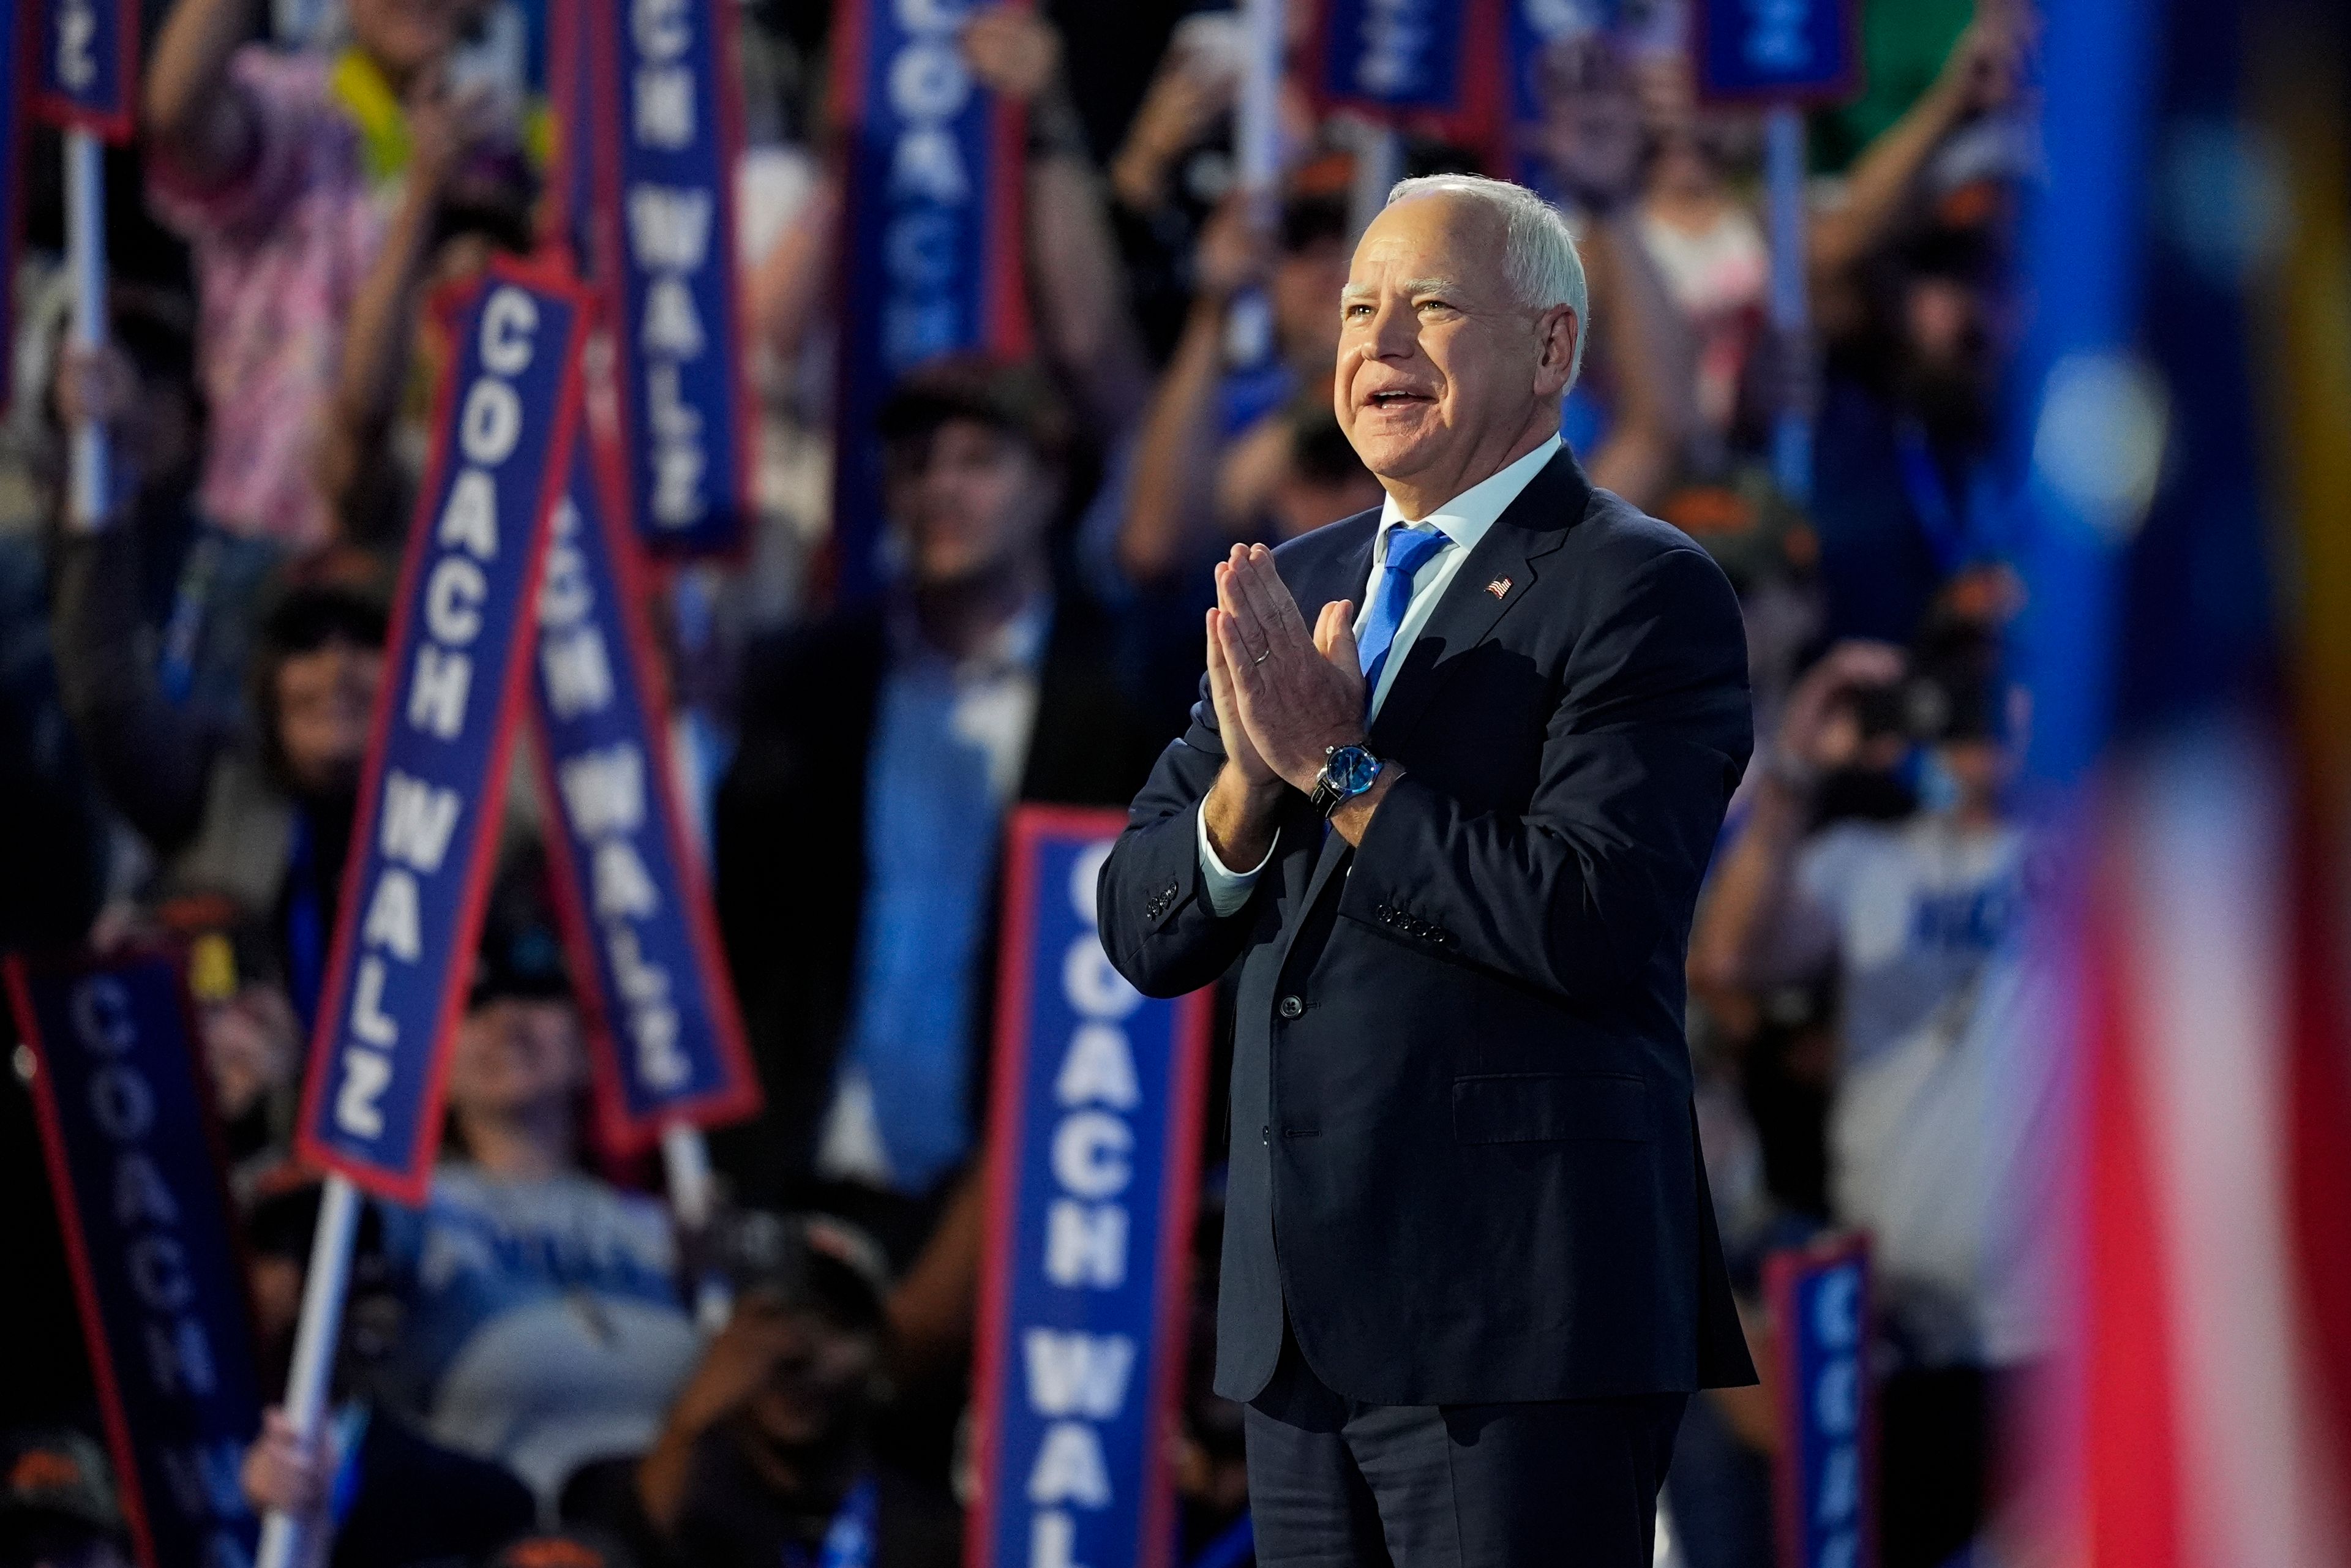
[1385, 174, 1588, 384]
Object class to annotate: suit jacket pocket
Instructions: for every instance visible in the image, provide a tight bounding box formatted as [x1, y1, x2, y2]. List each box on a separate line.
[1451, 1073, 1651, 1144]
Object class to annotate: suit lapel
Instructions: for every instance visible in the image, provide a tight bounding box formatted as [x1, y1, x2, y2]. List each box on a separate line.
[1289, 451, 1589, 924]
[1295, 522, 1376, 628]
[1368, 450, 1587, 752]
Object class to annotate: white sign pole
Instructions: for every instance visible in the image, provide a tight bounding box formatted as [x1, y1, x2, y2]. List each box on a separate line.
[656, 618, 730, 1331]
[660, 1119, 731, 1329]
[254, 1172, 362, 1568]
[1338, 111, 1403, 241]
[1225, 0, 1285, 366]
[64, 127, 108, 533]
[1763, 103, 1812, 504]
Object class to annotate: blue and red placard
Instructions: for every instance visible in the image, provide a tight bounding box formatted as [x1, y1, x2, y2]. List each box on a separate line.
[530, 433, 761, 1150]
[6, 950, 263, 1568]
[1693, 0, 1862, 105]
[967, 807, 1211, 1568]
[1766, 1234, 1878, 1568]
[1499, 0, 1609, 181]
[583, 0, 752, 557]
[29, 0, 137, 140]
[296, 262, 590, 1204]
[1315, 0, 1504, 151]
[829, 0, 1030, 606]
[1319, 0, 1470, 115]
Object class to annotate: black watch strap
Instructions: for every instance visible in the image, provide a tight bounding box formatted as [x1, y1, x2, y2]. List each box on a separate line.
[1311, 747, 1378, 817]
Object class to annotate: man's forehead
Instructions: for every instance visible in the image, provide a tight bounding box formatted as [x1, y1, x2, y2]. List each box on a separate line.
[1341, 276, 1463, 298]
[1348, 196, 1504, 288]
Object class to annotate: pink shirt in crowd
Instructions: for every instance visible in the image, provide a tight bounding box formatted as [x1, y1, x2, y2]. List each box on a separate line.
[148, 47, 389, 550]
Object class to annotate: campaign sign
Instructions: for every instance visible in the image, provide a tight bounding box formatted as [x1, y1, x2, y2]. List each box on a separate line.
[6, 951, 263, 1568]
[1503, 0, 1614, 137]
[830, 0, 1029, 605]
[1320, 0, 1471, 115]
[968, 808, 1212, 1568]
[586, 0, 751, 557]
[531, 437, 761, 1149]
[1693, 0, 1861, 105]
[296, 263, 588, 1204]
[1765, 1236, 1877, 1568]
[31, 0, 138, 139]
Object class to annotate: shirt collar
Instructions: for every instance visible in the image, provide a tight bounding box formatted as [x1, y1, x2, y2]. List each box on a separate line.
[1373, 435, 1562, 560]
[888, 591, 1053, 682]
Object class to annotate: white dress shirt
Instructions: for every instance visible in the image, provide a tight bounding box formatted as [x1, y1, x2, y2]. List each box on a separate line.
[1194, 436, 1563, 913]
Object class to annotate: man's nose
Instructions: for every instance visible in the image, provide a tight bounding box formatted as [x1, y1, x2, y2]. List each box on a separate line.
[1365, 297, 1417, 360]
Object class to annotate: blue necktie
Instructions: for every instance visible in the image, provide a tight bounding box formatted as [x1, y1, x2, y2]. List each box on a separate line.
[1357, 524, 1449, 710]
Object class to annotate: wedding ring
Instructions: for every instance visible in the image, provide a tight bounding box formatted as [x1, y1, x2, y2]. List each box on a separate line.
[1252, 650, 1271, 664]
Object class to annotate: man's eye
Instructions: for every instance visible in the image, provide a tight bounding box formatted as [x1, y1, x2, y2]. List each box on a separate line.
[1415, 298, 1451, 313]
[1344, 302, 1373, 318]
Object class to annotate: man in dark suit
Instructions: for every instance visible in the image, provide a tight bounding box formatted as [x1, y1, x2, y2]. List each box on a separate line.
[1100, 175, 1758, 1564]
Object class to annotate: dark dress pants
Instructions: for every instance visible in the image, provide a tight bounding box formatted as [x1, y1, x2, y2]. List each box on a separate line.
[1244, 1326, 1687, 1567]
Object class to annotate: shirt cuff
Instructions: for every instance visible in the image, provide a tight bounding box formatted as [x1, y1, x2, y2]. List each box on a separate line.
[1195, 802, 1277, 917]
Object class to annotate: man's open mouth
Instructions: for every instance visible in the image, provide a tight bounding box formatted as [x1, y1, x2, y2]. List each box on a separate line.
[1367, 389, 1428, 408]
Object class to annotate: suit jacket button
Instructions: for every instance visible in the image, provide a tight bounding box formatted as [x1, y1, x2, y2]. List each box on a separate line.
[1278, 995, 1304, 1019]
[1261, 1123, 1271, 1146]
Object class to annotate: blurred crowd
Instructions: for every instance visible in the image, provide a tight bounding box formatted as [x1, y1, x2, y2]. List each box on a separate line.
[0, 1, 2054, 1566]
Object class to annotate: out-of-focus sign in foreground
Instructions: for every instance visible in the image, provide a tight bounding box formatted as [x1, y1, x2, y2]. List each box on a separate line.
[7, 950, 264, 1568]
[969, 808, 1211, 1568]
[1767, 1235, 1877, 1568]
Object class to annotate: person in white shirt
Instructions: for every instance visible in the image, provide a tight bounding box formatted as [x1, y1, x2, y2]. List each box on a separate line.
[1689, 620, 2058, 1567]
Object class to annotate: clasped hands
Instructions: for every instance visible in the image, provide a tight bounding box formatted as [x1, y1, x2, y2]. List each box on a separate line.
[1202, 544, 1393, 860]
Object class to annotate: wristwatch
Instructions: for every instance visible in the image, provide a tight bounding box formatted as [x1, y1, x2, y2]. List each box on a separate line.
[1310, 744, 1382, 816]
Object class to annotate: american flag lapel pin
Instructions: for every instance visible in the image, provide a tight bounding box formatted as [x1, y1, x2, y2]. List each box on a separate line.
[1486, 576, 1513, 599]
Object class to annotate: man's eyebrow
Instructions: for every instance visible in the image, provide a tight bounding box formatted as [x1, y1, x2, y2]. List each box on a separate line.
[1340, 277, 1462, 301]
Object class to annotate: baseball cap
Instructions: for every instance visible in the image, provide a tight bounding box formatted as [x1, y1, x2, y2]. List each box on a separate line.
[469, 850, 572, 1008]
[718, 1212, 893, 1335]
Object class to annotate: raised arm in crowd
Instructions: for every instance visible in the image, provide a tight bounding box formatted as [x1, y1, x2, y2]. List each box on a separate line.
[317, 69, 523, 544]
[1806, 15, 2031, 322]
[752, 6, 1150, 441]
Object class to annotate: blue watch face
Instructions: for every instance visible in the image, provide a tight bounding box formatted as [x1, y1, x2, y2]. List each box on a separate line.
[1328, 746, 1379, 795]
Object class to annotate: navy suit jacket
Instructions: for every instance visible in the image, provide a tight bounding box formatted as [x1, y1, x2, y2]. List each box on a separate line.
[1098, 450, 1760, 1405]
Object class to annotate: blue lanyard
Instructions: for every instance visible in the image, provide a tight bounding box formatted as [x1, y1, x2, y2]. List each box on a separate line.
[789, 1476, 878, 1568]
[285, 812, 328, 1032]
[327, 1403, 372, 1528]
[157, 532, 220, 708]
[1893, 420, 2001, 575]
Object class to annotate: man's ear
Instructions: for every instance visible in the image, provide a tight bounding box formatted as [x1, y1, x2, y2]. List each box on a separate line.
[1532, 305, 1580, 397]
